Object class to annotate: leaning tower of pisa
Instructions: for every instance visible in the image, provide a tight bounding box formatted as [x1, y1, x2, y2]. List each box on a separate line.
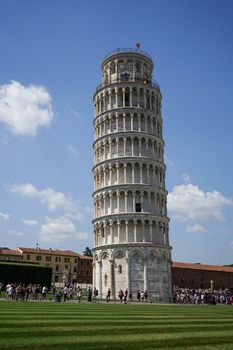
[92, 48, 172, 303]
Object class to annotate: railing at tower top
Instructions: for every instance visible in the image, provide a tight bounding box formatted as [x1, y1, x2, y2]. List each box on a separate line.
[103, 48, 153, 62]
[95, 77, 160, 94]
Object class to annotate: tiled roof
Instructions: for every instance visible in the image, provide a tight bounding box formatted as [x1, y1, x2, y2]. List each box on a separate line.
[78, 255, 93, 260]
[172, 261, 233, 273]
[0, 248, 22, 256]
[17, 247, 80, 257]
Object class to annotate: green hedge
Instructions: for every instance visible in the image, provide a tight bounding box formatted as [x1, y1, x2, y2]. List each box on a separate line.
[0, 262, 52, 286]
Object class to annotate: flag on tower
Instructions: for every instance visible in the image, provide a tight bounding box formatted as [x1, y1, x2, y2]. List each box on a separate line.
[136, 43, 141, 49]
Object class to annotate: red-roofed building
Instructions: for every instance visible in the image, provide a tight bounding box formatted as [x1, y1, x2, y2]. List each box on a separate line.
[76, 255, 92, 284]
[0, 248, 23, 262]
[16, 247, 92, 284]
[171, 261, 233, 290]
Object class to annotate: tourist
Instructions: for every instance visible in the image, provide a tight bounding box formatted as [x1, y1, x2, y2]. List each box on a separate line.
[144, 290, 148, 303]
[118, 289, 124, 303]
[93, 287, 98, 303]
[87, 286, 92, 302]
[77, 287, 82, 302]
[106, 288, 111, 302]
[42, 285, 48, 300]
[63, 285, 69, 302]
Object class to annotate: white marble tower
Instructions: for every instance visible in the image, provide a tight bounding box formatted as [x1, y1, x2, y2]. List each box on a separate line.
[92, 48, 172, 302]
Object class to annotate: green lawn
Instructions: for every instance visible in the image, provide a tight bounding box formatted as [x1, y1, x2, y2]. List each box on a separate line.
[1, 301, 233, 350]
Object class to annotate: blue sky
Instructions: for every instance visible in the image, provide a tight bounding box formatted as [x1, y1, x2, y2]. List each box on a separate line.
[0, 0, 233, 265]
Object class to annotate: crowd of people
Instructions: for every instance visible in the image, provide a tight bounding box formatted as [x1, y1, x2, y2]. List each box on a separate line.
[1, 282, 49, 301]
[1, 282, 232, 305]
[173, 287, 233, 305]
[0, 282, 98, 303]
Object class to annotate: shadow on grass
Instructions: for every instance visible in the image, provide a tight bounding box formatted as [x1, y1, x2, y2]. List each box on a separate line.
[2, 335, 233, 350]
[1, 324, 233, 340]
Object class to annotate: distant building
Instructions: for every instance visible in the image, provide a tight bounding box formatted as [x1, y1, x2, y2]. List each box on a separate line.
[0, 248, 23, 262]
[172, 261, 233, 291]
[17, 247, 79, 284]
[0, 247, 92, 284]
[76, 255, 93, 284]
[2, 246, 233, 291]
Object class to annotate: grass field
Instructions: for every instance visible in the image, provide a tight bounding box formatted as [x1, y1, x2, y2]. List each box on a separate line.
[1, 301, 233, 350]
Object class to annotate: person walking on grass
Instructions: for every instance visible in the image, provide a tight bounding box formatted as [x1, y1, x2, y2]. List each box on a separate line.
[144, 290, 148, 303]
[87, 286, 92, 302]
[42, 286, 48, 300]
[77, 287, 82, 302]
[93, 287, 98, 303]
[106, 288, 111, 302]
[63, 285, 69, 302]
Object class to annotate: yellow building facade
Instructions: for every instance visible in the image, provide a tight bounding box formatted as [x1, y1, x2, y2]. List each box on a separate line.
[17, 247, 79, 284]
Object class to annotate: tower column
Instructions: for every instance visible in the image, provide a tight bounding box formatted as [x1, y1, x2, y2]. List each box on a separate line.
[129, 88, 133, 107]
[125, 221, 129, 240]
[123, 138, 126, 156]
[116, 114, 119, 131]
[122, 88, 125, 107]
[144, 259, 147, 291]
[140, 164, 143, 183]
[130, 113, 133, 131]
[126, 258, 130, 292]
[98, 261, 102, 298]
[115, 88, 118, 108]
[124, 191, 128, 212]
[124, 164, 127, 183]
[134, 222, 137, 242]
[149, 222, 153, 241]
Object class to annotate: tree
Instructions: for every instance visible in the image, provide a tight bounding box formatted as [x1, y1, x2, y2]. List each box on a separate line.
[83, 247, 93, 257]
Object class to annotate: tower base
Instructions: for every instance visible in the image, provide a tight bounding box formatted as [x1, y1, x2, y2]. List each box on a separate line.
[93, 243, 172, 303]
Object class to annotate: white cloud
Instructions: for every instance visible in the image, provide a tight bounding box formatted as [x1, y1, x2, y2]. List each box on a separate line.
[39, 216, 88, 242]
[0, 212, 10, 220]
[11, 183, 82, 220]
[21, 219, 38, 226]
[168, 184, 232, 222]
[186, 224, 207, 233]
[182, 173, 195, 183]
[66, 144, 79, 156]
[0, 80, 53, 136]
[9, 229, 24, 236]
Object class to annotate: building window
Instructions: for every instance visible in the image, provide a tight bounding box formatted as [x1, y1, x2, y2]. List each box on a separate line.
[136, 203, 141, 212]
[64, 257, 70, 263]
[104, 274, 107, 286]
[27, 255, 30, 260]
[80, 270, 83, 275]
[55, 257, 61, 262]
[74, 266, 77, 273]
[65, 265, 69, 270]
[86, 270, 89, 275]
[36, 255, 42, 261]
[56, 265, 59, 272]
[74, 258, 77, 263]
[46, 256, 51, 262]
[87, 261, 89, 266]
[118, 265, 122, 274]
[80, 261, 83, 266]
[55, 276, 59, 282]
